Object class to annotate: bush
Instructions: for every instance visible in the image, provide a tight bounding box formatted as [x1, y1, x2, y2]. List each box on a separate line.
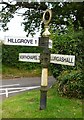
[57, 70, 84, 99]
[50, 64, 62, 78]
[50, 26, 83, 99]
[2, 44, 42, 70]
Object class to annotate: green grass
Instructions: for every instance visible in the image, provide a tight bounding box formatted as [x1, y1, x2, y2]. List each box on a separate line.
[1, 87, 83, 118]
[2, 65, 42, 79]
[2, 65, 52, 79]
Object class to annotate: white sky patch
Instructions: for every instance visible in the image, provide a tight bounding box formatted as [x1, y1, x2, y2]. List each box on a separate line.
[0, 13, 40, 41]
[0, 15, 26, 40]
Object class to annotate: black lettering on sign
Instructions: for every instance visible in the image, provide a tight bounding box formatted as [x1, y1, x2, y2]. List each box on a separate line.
[26, 56, 38, 60]
[61, 57, 65, 62]
[8, 38, 13, 43]
[20, 55, 37, 60]
[52, 56, 73, 64]
[8, 38, 34, 44]
[23, 39, 25, 43]
[20, 55, 24, 59]
[17, 39, 21, 43]
[52, 57, 59, 61]
[60, 57, 73, 63]
[21, 39, 24, 43]
[35, 40, 37, 44]
[20, 55, 38, 60]
[28, 39, 33, 44]
[49, 41, 52, 46]
[68, 58, 73, 63]
[65, 58, 69, 63]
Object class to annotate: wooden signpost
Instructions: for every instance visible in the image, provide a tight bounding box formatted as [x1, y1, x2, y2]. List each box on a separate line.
[4, 9, 75, 110]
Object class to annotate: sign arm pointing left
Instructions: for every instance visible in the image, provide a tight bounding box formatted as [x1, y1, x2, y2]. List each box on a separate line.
[19, 53, 40, 63]
[4, 36, 52, 48]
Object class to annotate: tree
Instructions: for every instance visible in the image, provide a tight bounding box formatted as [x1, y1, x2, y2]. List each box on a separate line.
[0, 2, 84, 36]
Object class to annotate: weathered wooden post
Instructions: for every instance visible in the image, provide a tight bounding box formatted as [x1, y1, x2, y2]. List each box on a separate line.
[39, 9, 52, 110]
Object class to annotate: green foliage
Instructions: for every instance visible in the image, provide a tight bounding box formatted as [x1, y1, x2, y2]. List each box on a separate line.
[50, 25, 84, 99]
[0, 2, 84, 35]
[51, 26, 83, 70]
[50, 64, 62, 78]
[57, 70, 84, 99]
[2, 44, 41, 70]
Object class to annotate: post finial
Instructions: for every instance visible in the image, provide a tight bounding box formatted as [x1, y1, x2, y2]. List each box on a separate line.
[42, 9, 52, 37]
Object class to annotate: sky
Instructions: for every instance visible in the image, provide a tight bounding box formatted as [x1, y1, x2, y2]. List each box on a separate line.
[0, 15, 24, 40]
[0, 10, 40, 41]
[0, 4, 30, 41]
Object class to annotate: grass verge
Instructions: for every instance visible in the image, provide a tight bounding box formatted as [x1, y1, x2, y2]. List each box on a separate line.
[1, 86, 83, 118]
[2, 65, 42, 79]
[2, 65, 52, 79]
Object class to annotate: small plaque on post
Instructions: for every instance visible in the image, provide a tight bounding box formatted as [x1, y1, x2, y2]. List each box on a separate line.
[39, 37, 49, 48]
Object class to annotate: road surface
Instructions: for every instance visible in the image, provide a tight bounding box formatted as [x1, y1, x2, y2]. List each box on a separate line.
[0, 76, 56, 100]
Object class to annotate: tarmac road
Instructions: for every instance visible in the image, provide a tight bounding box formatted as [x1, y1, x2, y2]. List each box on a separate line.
[0, 76, 56, 100]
